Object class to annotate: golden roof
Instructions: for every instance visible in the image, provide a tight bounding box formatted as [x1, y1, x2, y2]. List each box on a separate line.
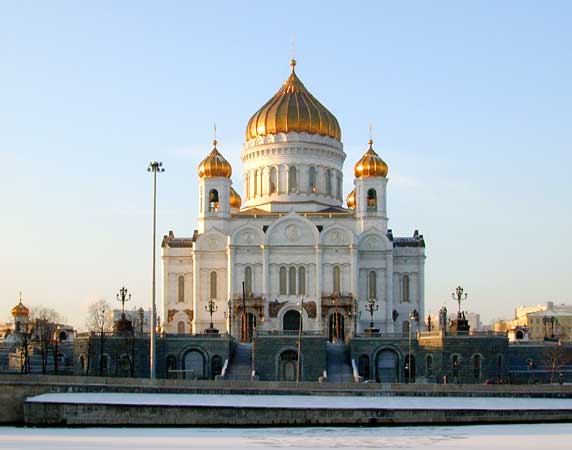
[12, 300, 29, 317]
[354, 139, 388, 178]
[246, 59, 341, 141]
[197, 140, 232, 178]
[346, 189, 356, 209]
[230, 187, 242, 209]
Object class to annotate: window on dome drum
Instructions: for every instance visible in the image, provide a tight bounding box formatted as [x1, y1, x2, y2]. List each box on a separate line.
[309, 166, 317, 192]
[245, 173, 250, 198]
[333, 266, 341, 294]
[402, 275, 410, 303]
[253, 170, 258, 197]
[337, 174, 343, 199]
[326, 169, 332, 195]
[244, 266, 253, 296]
[199, 187, 203, 213]
[279, 267, 287, 295]
[289, 266, 296, 295]
[298, 267, 306, 295]
[288, 166, 297, 192]
[208, 189, 219, 212]
[366, 188, 377, 211]
[177, 275, 185, 303]
[368, 271, 377, 299]
[177, 321, 185, 334]
[210, 271, 217, 299]
[270, 167, 277, 194]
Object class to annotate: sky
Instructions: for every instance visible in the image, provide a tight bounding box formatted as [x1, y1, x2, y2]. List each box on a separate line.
[1, 1, 571, 329]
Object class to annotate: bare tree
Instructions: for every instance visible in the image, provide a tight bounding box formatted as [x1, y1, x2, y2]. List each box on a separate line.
[86, 299, 112, 376]
[544, 343, 572, 383]
[31, 307, 61, 374]
[16, 322, 34, 374]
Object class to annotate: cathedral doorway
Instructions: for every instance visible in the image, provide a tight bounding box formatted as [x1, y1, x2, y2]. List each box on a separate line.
[241, 313, 257, 342]
[376, 349, 398, 383]
[328, 312, 345, 342]
[283, 310, 301, 331]
[279, 350, 298, 381]
[183, 350, 205, 380]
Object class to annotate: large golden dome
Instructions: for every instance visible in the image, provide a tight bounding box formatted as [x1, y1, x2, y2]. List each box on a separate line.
[246, 60, 341, 141]
[346, 189, 356, 209]
[354, 140, 388, 178]
[230, 187, 242, 209]
[197, 140, 232, 178]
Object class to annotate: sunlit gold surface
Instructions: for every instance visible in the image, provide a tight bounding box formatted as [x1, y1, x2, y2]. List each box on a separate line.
[197, 140, 232, 178]
[246, 60, 341, 141]
[230, 187, 242, 209]
[11, 301, 29, 317]
[346, 189, 356, 209]
[354, 139, 388, 178]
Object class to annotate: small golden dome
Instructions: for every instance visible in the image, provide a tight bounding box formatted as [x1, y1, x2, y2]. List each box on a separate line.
[12, 300, 29, 317]
[354, 139, 388, 178]
[246, 59, 341, 141]
[197, 140, 232, 178]
[230, 187, 242, 209]
[346, 189, 356, 209]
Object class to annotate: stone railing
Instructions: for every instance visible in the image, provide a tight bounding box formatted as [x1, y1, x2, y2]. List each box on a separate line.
[255, 330, 324, 337]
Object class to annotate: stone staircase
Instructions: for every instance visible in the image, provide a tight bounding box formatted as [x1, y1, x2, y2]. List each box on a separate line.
[326, 342, 354, 383]
[225, 343, 253, 381]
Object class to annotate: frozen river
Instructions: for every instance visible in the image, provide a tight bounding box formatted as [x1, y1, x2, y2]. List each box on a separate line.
[1, 424, 572, 450]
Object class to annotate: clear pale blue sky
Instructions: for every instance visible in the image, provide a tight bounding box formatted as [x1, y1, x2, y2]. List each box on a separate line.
[1, 1, 570, 329]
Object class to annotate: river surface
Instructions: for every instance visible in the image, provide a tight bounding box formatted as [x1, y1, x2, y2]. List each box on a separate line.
[1, 424, 572, 449]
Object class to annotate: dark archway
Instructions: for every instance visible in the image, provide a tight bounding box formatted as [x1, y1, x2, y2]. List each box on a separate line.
[515, 329, 524, 340]
[212, 355, 223, 379]
[376, 349, 398, 383]
[183, 350, 205, 380]
[328, 312, 345, 342]
[358, 354, 370, 379]
[283, 310, 301, 331]
[166, 355, 177, 379]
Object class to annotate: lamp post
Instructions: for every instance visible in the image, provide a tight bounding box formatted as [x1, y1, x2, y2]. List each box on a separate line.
[365, 298, 379, 333]
[452, 286, 468, 319]
[351, 295, 360, 336]
[225, 299, 232, 335]
[297, 296, 304, 383]
[116, 286, 131, 319]
[241, 281, 248, 342]
[138, 307, 144, 334]
[331, 293, 340, 342]
[147, 161, 164, 379]
[407, 309, 419, 384]
[205, 299, 218, 330]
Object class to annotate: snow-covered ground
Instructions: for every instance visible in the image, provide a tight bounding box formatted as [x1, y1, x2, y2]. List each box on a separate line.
[1, 424, 572, 450]
[27, 392, 572, 410]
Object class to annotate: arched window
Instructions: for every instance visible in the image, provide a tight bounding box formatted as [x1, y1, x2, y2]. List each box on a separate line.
[402, 275, 410, 303]
[333, 266, 341, 294]
[279, 267, 287, 295]
[337, 173, 343, 199]
[473, 354, 481, 381]
[270, 167, 277, 194]
[368, 271, 377, 299]
[177, 275, 185, 303]
[326, 169, 332, 195]
[426, 354, 433, 377]
[208, 189, 219, 212]
[244, 266, 253, 296]
[253, 170, 258, 197]
[210, 271, 217, 299]
[289, 166, 297, 192]
[177, 321, 185, 334]
[289, 266, 296, 295]
[309, 166, 317, 192]
[199, 186, 203, 213]
[402, 320, 410, 333]
[367, 188, 377, 211]
[245, 173, 250, 198]
[298, 267, 306, 295]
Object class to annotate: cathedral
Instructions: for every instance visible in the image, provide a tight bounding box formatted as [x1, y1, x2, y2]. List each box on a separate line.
[161, 59, 426, 341]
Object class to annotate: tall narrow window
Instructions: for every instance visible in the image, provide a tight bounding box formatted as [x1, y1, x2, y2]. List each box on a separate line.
[337, 173, 343, 199]
[244, 266, 253, 296]
[402, 275, 410, 303]
[298, 267, 306, 295]
[368, 271, 376, 299]
[289, 266, 296, 295]
[199, 187, 203, 213]
[177, 321, 185, 334]
[253, 170, 258, 197]
[210, 271, 217, 299]
[333, 266, 341, 294]
[288, 166, 297, 192]
[245, 173, 250, 198]
[309, 166, 316, 192]
[177, 275, 185, 303]
[326, 169, 332, 195]
[208, 189, 219, 212]
[270, 167, 277, 194]
[402, 320, 410, 333]
[279, 267, 287, 295]
[366, 188, 377, 211]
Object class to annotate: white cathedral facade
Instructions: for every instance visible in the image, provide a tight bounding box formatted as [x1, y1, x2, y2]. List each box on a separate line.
[161, 59, 426, 340]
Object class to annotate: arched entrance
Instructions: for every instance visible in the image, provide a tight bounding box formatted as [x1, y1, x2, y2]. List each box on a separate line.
[376, 349, 399, 383]
[241, 312, 257, 342]
[279, 350, 298, 381]
[329, 312, 345, 342]
[212, 355, 223, 379]
[183, 350, 205, 380]
[283, 310, 301, 331]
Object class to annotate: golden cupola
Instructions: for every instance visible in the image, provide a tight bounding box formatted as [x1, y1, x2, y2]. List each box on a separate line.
[246, 59, 341, 141]
[346, 189, 356, 209]
[230, 187, 242, 209]
[197, 140, 232, 178]
[354, 139, 388, 178]
[12, 300, 29, 317]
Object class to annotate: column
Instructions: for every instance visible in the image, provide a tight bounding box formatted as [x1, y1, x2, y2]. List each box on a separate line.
[192, 251, 198, 333]
[315, 246, 322, 324]
[262, 245, 270, 323]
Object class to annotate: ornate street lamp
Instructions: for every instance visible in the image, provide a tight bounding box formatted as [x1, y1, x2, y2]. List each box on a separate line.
[331, 293, 341, 342]
[452, 286, 467, 319]
[116, 286, 132, 319]
[297, 296, 304, 383]
[205, 299, 218, 330]
[364, 298, 379, 333]
[147, 161, 164, 380]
